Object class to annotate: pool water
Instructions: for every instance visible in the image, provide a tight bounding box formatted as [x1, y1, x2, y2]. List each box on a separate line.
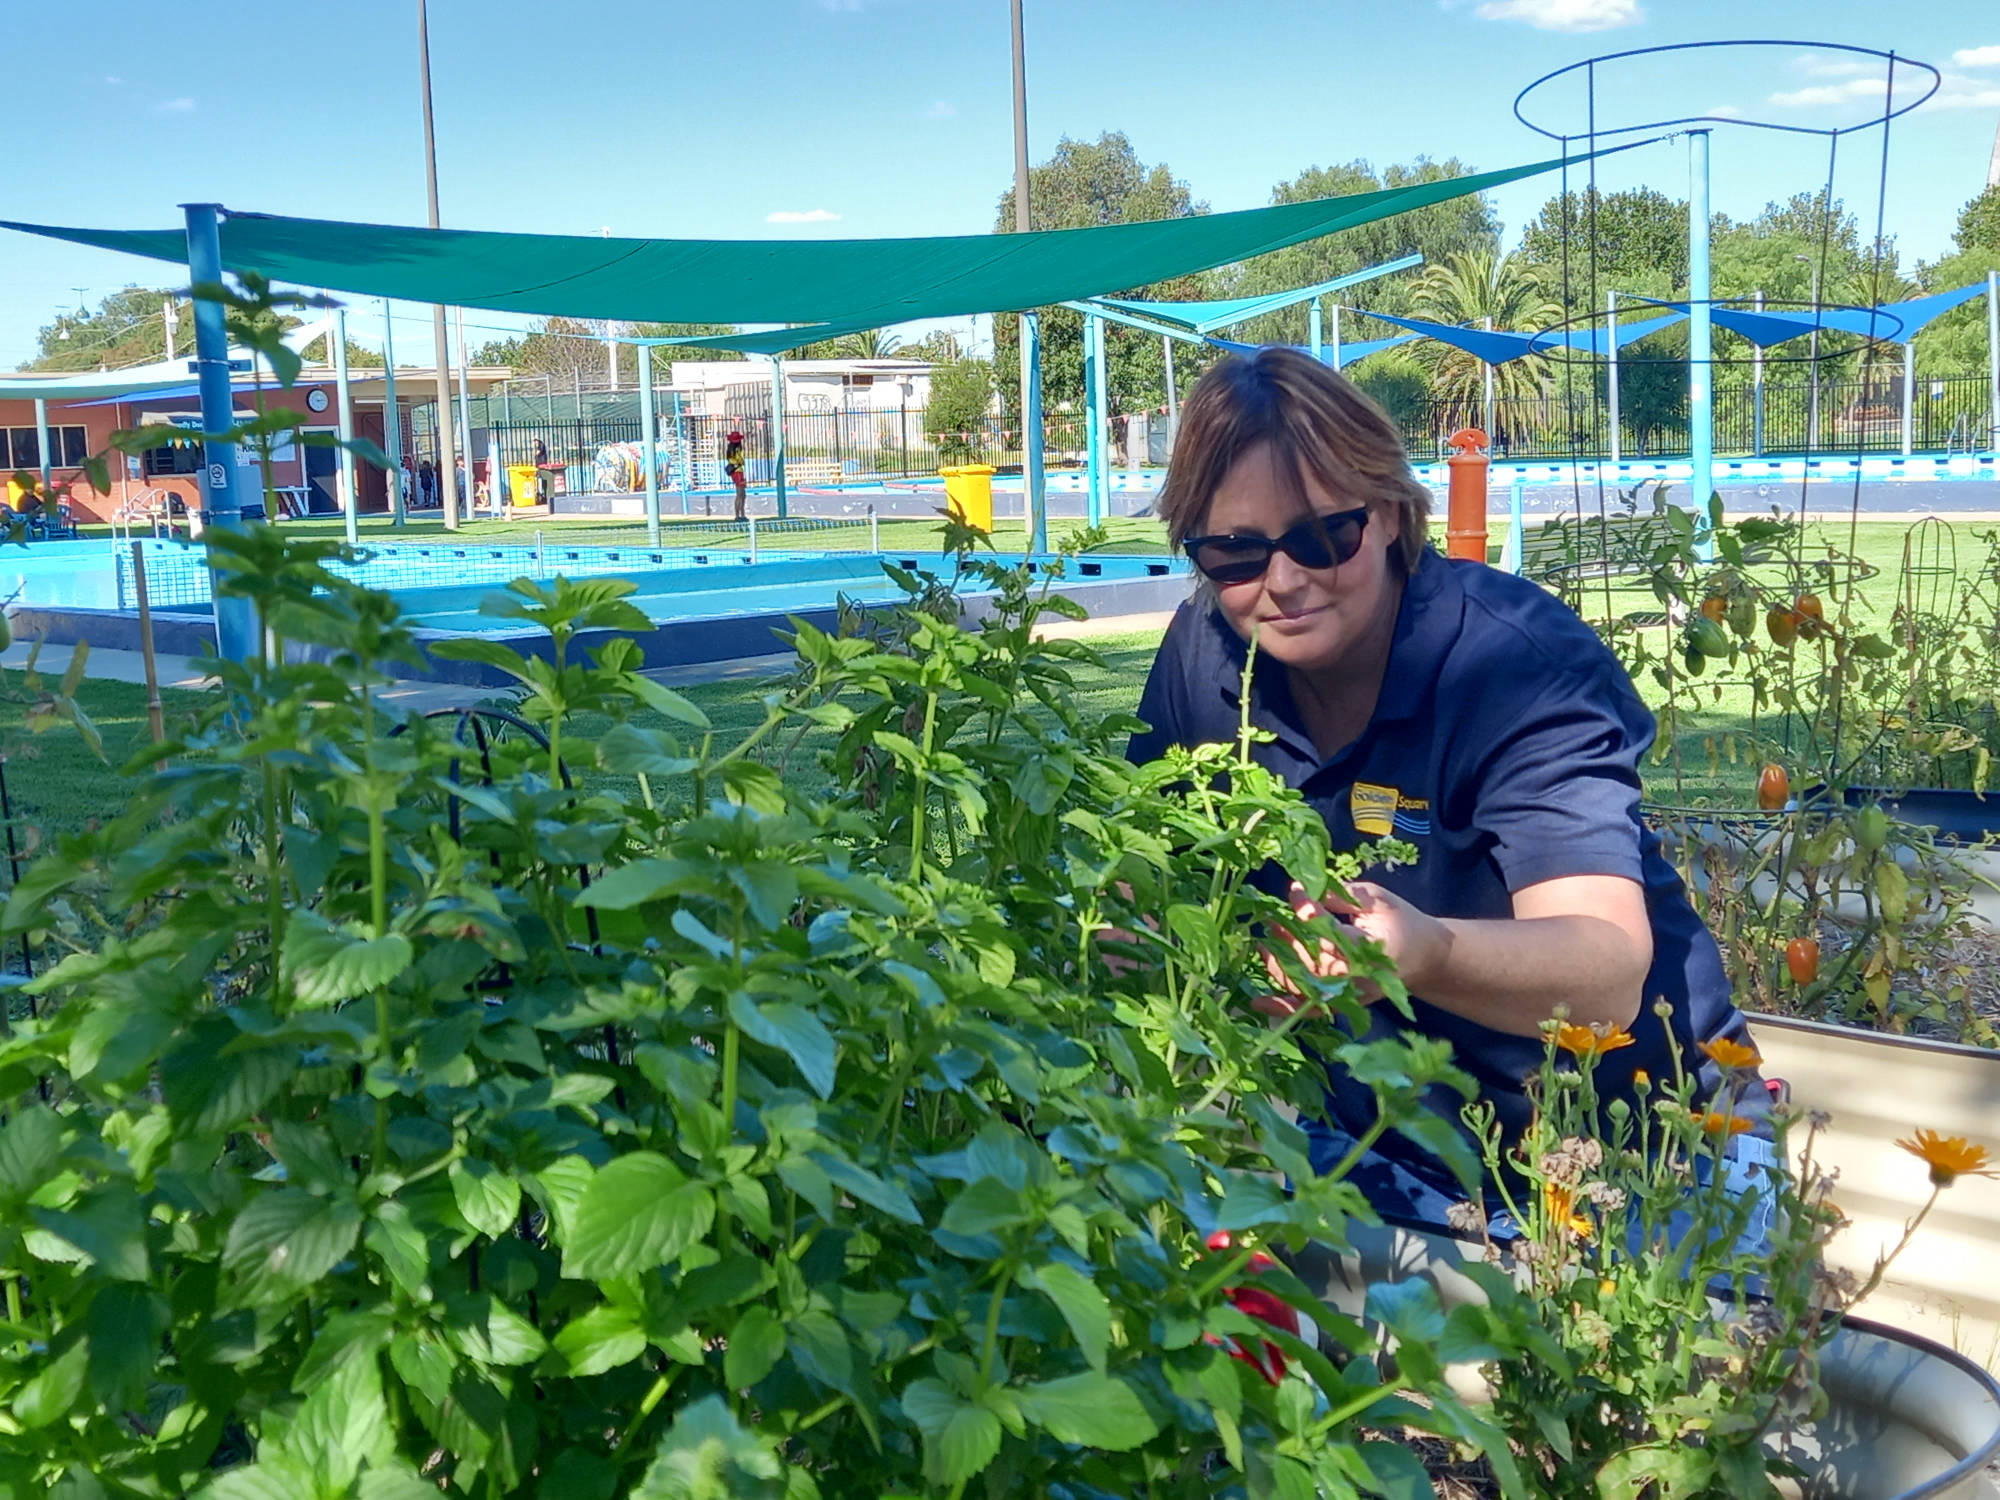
[395, 552, 1184, 634]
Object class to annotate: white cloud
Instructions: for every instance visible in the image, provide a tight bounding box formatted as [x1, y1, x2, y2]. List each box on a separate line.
[1473, 0, 1641, 32]
[156, 97, 195, 112]
[104, 75, 122, 85]
[1771, 70, 2000, 111]
[1706, 104, 1744, 118]
[766, 209, 842, 224]
[924, 100, 956, 119]
[1952, 44, 2000, 68]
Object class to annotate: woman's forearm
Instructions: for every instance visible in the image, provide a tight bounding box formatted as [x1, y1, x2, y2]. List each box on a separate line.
[1409, 914, 1647, 1036]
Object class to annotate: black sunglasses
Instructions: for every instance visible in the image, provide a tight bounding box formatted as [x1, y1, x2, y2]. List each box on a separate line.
[1182, 508, 1370, 585]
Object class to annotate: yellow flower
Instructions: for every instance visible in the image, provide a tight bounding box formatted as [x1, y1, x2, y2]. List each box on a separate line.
[1699, 1038, 1761, 1071]
[1556, 1022, 1638, 1060]
[1632, 1070, 1651, 1091]
[1896, 1129, 1998, 1188]
[1598, 1278, 1619, 1298]
[1544, 1183, 1593, 1240]
[1699, 1112, 1755, 1138]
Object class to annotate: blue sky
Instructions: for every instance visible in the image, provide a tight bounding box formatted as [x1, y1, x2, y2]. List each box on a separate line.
[2, 0, 1996, 371]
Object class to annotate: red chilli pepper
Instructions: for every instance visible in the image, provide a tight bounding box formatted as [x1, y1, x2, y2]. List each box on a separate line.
[1202, 1231, 1299, 1384]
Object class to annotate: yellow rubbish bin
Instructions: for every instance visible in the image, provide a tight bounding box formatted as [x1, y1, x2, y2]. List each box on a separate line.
[507, 463, 541, 508]
[938, 463, 995, 533]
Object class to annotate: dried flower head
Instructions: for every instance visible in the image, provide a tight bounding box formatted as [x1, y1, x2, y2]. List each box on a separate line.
[1556, 1021, 1637, 1059]
[1444, 1201, 1487, 1237]
[1808, 1109, 1833, 1130]
[1570, 1137, 1604, 1171]
[1895, 1129, 1998, 1188]
[1699, 1037, 1761, 1071]
[1581, 1182, 1627, 1211]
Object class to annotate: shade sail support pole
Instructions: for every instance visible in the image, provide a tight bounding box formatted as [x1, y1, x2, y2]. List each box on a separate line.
[334, 303, 359, 545]
[771, 357, 787, 519]
[1024, 312, 1047, 551]
[1688, 129, 1715, 556]
[1308, 299, 1322, 361]
[639, 342, 661, 546]
[1607, 290, 1621, 468]
[183, 203, 258, 664]
[383, 300, 405, 526]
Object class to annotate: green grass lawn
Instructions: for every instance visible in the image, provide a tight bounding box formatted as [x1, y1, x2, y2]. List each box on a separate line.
[0, 678, 209, 849]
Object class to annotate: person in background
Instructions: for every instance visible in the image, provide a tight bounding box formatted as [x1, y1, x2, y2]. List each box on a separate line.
[726, 430, 748, 521]
[533, 438, 550, 468]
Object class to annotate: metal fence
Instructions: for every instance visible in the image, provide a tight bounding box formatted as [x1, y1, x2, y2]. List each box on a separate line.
[404, 400, 1096, 484]
[1396, 372, 1998, 463]
[115, 515, 883, 611]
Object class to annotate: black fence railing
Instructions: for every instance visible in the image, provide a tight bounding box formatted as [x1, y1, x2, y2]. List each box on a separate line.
[1395, 373, 1998, 463]
[403, 403, 1098, 483]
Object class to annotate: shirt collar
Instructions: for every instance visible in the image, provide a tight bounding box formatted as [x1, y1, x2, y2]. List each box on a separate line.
[1210, 547, 1466, 748]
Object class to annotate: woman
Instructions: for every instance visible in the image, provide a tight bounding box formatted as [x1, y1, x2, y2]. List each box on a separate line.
[1126, 347, 1769, 1230]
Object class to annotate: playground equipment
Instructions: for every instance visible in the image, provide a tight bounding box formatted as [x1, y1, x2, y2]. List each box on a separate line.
[592, 440, 689, 496]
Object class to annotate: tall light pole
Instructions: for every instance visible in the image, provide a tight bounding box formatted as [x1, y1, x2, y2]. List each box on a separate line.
[1011, 0, 1046, 552]
[1795, 252, 1821, 456]
[419, 0, 460, 529]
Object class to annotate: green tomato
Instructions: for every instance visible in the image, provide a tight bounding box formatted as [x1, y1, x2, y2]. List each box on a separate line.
[1687, 618, 1731, 659]
[1682, 646, 1706, 677]
[1854, 804, 1890, 853]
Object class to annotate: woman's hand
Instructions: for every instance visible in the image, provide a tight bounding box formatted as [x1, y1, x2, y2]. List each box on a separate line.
[1254, 879, 1450, 1020]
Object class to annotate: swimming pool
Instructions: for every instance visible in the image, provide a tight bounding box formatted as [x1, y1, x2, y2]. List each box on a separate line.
[395, 552, 1184, 635]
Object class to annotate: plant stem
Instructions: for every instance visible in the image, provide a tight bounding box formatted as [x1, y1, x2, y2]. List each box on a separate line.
[364, 682, 391, 1169]
[975, 1263, 1011, 1391]
[908, 689, 938, 882]
[611, 1369, 677, 1462]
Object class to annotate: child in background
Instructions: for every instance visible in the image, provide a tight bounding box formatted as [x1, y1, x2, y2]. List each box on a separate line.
[726, 430, 747, 520]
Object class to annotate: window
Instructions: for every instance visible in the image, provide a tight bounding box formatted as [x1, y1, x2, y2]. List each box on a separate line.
[4, 426, 88, 470]
[143, 431, 203, 477]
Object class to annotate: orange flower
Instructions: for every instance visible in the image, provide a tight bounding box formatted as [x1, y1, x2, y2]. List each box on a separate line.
[1896, 1129, 1998, 1189]
[1544, 1183, 1593, 1240]
[1699, 1112, 1755, 1138]
[1699, 1038, 1762, 1071]
[1632, 1070, 1651, 1091]
[1556, 1022, 1637, 1060]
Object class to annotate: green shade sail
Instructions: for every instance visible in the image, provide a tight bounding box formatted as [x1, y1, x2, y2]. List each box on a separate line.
[2, 144, 1636, 356]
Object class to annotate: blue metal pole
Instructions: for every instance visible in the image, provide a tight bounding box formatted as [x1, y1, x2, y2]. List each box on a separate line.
[1087, 310, 1107, 526]
[182, 203, 259, 664]
[771, 356, 787, 519]
[1023, 311, 1047, 552]
[1083, 313, 1100, 527]
[383, 300, 405, 526]
[333, 304, 359, 546]
[671, 389, 689, 515]
[639, 342, 661, 545]
[1688, 129, 1715, 550]
[1308, 299, 1322, 361]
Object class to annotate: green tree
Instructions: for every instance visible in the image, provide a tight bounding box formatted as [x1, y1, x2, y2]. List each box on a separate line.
[297, 332, 384, 368]
[990, 133, 1219, 427]
[835, 328, 904, 359]
[899, 327, 964, 364]
[27, 288, 189, 372]
[1517, 186, 1688, 310]
[1954, 184, 2000, 255]
[632, 321, 749, 366]
[923, 355, 995, 460]
[1228, 158, 1501, 345]
[1402, 249, 1562, 440]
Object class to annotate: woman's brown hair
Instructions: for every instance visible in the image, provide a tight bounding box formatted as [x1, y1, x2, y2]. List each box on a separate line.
[1156, 346, 1431, 574]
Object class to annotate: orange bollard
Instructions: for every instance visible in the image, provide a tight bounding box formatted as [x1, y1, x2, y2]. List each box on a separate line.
[1444, 428, 1490, 564]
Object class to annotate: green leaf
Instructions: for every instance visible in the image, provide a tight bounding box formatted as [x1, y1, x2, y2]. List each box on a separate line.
[356, 1465, 448, 1500]
[597, 722, 700, 778]
[450, 1159, 522, 1240]
[553, 1306, 646, 1377]
[559, 1153, 716, 1280]
[1026, 1263, 1110, 1372]
[625, 674, 712, 729]
[724, 1305, 787, 1390]
[1016, 1371, 1159, 1450]
[197, 1460, 321, 1500]
[221, 1190, 363, 1307]
[365, 1203, 431, 1297]
[33, 1188, 150, 1281]
[87, 1283, 168, 1411]
[631, 1394, 787, 1500]
[532, 1450, 620, 1500]
[575, 857, 701, 911]
[282, 912, 413, 1007]
[729, 992, 836, 1099]
[284, 1354, 388, 1492]
[0, 1103, 63, 1199]
[934, 1404, 1002, 1485]
[720, 760, 786, 815]
[809, 1151, 920, 1224]
[13, 1336, 88, 1428]
[162, 1022, 290, 1134]
[428, 637, 534, 684]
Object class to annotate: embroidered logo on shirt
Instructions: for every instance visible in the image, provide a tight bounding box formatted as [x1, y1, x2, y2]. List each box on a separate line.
[1352, 784, 1431, 838]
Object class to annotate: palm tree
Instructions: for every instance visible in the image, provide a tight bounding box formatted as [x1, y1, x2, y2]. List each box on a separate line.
[836, 328, 904, 360]
[1401, 250, 1564, 439]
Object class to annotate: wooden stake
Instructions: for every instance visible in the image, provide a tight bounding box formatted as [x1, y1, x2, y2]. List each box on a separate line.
[131, 541, 164, 747]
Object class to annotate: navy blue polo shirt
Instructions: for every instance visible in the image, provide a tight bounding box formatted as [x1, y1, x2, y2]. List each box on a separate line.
[1127, 547, 1759, 1200]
